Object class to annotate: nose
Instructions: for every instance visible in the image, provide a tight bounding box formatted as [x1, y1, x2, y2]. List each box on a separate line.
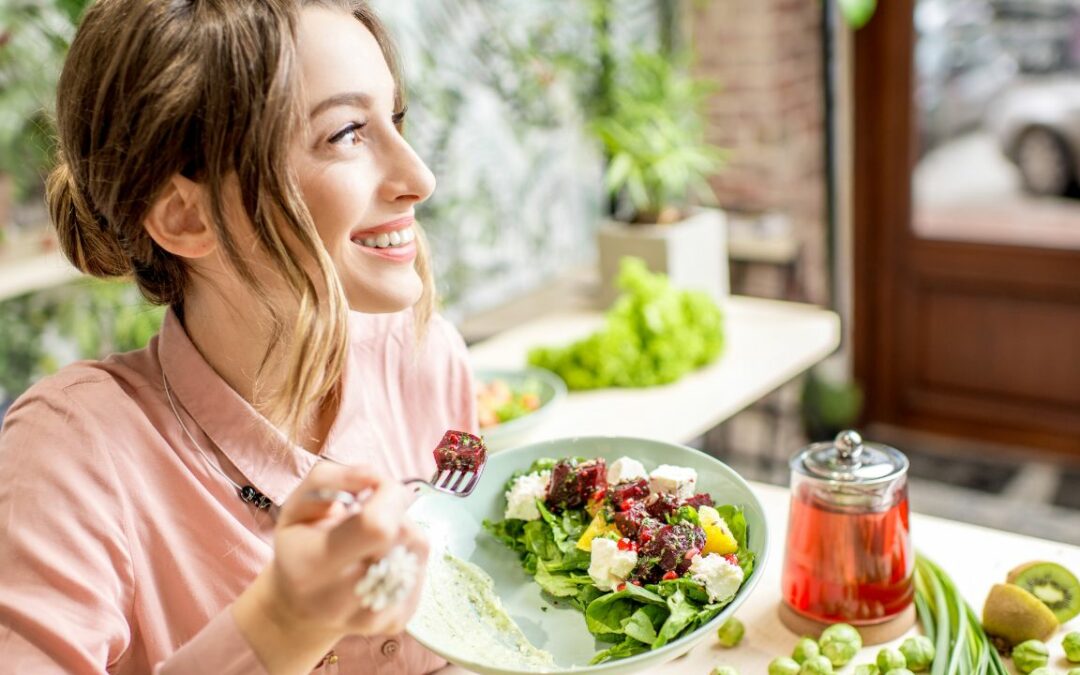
[378, 133, 436, 206]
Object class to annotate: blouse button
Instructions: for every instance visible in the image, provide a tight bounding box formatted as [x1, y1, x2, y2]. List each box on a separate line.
[381, 639, 400, 657]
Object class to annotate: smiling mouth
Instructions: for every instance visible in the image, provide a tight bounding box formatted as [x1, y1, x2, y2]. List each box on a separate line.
[352, 225, 416, 250]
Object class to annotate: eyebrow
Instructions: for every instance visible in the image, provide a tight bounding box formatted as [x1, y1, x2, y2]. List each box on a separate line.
[309, 92, 373, 119]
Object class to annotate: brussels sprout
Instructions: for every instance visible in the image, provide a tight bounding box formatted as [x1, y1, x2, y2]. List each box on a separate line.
[1067, 668, 1080, 675]
[853, 665, 880, 675]
[819, 623, 862, 667]
[717, 618, 745, 648]
[883, 670, 914, 675]
[876, 648, 906, 671]
[899, 635, 935, 671]
[1065, 631, 1080, 663]
[1011, 640, 1049, 674]
[710, 667, 738, 675]
[799, 655, 834, 675]
[768, 657, 801, 675]
[793, 637, 821, 664]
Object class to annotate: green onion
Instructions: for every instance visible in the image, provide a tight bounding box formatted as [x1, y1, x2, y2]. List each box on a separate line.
[915, 554, 1009, 675]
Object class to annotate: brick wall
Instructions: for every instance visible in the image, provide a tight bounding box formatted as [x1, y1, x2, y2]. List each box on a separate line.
[690, 0, 830, 304]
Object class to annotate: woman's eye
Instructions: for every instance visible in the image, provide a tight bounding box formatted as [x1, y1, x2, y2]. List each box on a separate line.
[329, 121, 367, 146]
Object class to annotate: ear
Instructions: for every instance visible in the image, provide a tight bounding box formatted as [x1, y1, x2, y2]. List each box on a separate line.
[143, 174, 216, 259]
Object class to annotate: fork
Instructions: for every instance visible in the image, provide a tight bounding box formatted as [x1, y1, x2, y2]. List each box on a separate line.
[304, 430, 488, 507]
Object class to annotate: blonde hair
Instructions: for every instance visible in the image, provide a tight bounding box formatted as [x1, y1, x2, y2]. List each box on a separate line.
[46, 0, 434, 441]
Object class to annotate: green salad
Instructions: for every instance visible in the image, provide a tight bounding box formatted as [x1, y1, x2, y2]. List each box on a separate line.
[484, 455, 754, 664]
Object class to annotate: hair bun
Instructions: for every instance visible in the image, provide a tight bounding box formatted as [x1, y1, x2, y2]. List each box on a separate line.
[46, 161, 130, 278]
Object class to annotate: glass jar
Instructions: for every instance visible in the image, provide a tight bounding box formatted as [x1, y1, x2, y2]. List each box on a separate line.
[781, 430, 914, 625]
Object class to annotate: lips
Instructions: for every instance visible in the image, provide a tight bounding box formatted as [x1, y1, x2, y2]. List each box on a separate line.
[351, 215, 414, 239]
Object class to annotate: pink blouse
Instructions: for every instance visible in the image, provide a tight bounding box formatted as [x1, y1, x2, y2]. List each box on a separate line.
[0, 308, 477, 674]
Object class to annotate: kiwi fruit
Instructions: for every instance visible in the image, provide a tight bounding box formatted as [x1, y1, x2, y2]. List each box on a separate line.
[1008, 561, 1080, 624]
[982, 583, 1059, 645]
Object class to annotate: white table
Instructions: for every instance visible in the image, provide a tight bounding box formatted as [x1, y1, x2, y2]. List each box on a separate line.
[468, 296, 842, 444]
[441, 481, 1080, 674]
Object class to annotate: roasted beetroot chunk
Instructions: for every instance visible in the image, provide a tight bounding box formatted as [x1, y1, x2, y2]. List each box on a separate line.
[631, 522, 706, 583]
[645, 492, 681, 520]
[613, 502, 653, 538]
[432, 430, 486, 473]
[683, 493, 715, 509]
[608, 478, 649, 509]
[546, 458, 607, 512]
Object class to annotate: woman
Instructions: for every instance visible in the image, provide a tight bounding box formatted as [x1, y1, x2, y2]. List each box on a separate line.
[0, 1, 476, 673]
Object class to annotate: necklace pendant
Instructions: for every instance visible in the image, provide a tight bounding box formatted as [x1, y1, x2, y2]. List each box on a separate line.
[239, 485, 272, 510]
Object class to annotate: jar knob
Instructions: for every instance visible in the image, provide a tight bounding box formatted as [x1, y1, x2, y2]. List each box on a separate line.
[834, 429, 863, 462]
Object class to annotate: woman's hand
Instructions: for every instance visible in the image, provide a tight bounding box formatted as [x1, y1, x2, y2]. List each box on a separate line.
[232, 463, 429, 675]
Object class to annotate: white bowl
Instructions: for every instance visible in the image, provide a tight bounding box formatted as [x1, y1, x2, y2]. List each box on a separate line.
[407, 436, 770, 675]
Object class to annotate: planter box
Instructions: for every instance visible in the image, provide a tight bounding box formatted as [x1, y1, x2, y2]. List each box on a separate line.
[597, 208, 729, 308]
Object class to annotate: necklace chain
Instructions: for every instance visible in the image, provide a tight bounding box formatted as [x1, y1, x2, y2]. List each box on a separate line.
[161, 367, 275, 510]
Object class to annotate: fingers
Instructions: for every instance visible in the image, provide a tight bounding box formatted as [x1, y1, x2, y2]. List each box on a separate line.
[324, 479, 411, 565]
[278, 462, 383, 527]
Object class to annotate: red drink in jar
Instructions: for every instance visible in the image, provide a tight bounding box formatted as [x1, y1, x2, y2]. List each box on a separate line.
[782, 430, 914, 625]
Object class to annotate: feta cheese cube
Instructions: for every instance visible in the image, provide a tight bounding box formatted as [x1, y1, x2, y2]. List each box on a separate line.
[606, 457, 648, 485]
[688, 553, 745, 603]
[648, 464, 698, 499]
[504, 470, 551, 521]
[588, 537, 638, 591]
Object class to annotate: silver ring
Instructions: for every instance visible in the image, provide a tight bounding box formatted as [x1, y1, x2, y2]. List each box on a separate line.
[353, 545, 419, 612]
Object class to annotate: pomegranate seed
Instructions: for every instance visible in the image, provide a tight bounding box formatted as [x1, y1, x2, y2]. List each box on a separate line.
[619, 499, 633, 511]
[617, 538, 632, 551]
[616, 582, 627, 592]
[724, 554, 739, 565]
[639, 531, 652, 544]
[631, 579, 642, 586]
[662, 570, 679, 581]
[630, 541, 639, 552]
[591, 488, 605, 502]
[684, 548, 701, 560]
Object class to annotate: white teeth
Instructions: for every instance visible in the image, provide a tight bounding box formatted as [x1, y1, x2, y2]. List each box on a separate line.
[354, 226, 415, 248]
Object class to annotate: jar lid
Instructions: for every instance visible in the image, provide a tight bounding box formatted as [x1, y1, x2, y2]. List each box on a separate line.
[793, 429, 908, 485]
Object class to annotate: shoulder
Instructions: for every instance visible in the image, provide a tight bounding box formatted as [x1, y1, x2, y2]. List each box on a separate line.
[1, 344, 158, 470]
[4, 343, 157, 422]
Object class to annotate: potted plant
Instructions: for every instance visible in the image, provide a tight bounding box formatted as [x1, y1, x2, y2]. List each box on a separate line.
[590, 49, 728, 306]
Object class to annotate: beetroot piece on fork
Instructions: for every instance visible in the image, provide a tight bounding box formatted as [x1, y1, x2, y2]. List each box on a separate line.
[432, 430, 487, 474]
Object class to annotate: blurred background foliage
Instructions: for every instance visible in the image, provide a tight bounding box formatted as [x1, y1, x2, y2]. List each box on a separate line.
[0, 0, 706, 405]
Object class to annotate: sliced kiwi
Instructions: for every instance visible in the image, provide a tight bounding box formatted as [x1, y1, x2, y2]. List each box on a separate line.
[982, 583, 1059, 645]
[1008, 561, 1080, 624]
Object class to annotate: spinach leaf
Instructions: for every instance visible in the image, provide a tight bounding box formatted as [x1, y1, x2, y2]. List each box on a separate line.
[622, 604, 668, 646]
[481, 518, 527, 554]
[657, 577, 711, 604]
[584, 584, 667, 637]
[571, 584, 603, 612]
[522, 519, 560, 562]
[589, 636, 650, 665]
[536, 501, 575, 553]
[715, 505, 755, 578]
[534, 559, 592, 598]
[543, 547, 591, 573]
[652, 589, 701, 649]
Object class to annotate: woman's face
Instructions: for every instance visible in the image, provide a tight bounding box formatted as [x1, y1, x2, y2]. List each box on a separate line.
[291, 7, 436, 314]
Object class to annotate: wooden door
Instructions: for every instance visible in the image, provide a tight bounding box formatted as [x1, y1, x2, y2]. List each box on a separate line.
[853, 0, 1080, 454]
